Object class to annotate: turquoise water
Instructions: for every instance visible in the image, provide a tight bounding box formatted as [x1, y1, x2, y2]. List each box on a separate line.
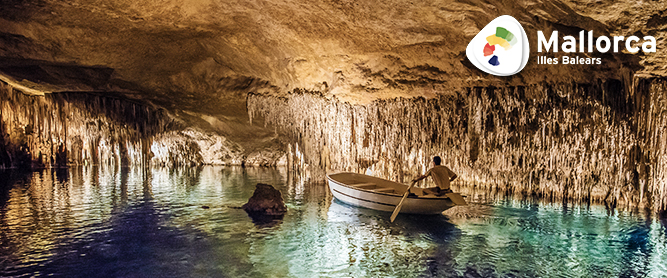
[0, 166, 665, 277]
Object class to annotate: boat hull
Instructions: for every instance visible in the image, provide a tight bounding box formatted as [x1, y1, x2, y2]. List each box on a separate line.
[327, 172, 455, 215]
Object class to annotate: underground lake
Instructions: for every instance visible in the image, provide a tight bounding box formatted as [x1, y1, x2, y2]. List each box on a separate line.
[0, 166, 665, 277]
[2, 0, 667, 277]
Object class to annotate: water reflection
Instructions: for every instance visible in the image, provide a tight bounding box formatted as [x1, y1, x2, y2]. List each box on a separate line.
[0, 166, 665, 277]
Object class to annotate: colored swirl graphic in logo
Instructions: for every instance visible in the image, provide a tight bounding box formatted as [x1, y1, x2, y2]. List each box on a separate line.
[483, 27, 518, 66]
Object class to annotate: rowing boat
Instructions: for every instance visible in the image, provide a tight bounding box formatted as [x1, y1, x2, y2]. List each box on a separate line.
[326, 172, 464, 215]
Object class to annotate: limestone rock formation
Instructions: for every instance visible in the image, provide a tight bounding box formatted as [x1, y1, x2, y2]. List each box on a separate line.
[0, 80, 283, 168]
[1, 0, 665, 104]
[1, 0, 667, 214]
[248, 77, 667, 213]
[242, 183, 287, 218]
[0, 81, 172, 168]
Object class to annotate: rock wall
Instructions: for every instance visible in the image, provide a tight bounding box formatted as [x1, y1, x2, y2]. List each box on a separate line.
[0, 81, 173, 168]
[0, 81, 283, 168]
[248, 76, 667, 212]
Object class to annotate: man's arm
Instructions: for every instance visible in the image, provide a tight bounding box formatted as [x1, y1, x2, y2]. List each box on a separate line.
[449, 168, 458, 181]
[413, 169, 431, 182]
[450, 173, 457, 181]
[413, 174, 427, 182]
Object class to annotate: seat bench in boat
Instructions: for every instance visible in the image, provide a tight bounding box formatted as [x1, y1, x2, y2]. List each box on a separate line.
[373, 188, 395, 193]
[351, 182, 376, 188]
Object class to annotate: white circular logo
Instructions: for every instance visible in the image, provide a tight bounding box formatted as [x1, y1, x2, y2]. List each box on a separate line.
[466, 15, 530, 76]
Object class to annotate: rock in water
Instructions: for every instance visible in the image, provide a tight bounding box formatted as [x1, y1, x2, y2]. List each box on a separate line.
[242, 183, 287, 219]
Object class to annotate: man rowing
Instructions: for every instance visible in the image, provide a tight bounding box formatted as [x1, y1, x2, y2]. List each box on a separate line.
[412, 156, 457, 196]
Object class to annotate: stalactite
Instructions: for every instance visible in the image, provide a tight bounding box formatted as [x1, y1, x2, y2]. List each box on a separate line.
[0, 81, 173, 168]
[248, 77, 667, 213]
[0, 80, 286, 168]
[633, 76, 667, 212]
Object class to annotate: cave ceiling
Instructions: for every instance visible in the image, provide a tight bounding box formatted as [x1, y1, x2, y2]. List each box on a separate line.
[0, 0, 665, 127]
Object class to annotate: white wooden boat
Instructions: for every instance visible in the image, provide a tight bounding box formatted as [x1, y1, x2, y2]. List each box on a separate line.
[327, 172, 462, 215]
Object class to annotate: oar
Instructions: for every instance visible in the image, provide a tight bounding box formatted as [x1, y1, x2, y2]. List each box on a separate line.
[390, 181, 417, 222]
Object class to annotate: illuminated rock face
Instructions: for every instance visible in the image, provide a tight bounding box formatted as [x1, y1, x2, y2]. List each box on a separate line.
[0, 82, 284, 168]
[0, 81, 170, 168]
[249, 77, 667, 212]
[150, 128, 243, 167]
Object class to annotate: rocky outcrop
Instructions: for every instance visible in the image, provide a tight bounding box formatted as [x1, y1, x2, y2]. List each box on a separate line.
[150, 128, 244, 167]
[242, 183, 287, 218]
[248, 76, 667, 213]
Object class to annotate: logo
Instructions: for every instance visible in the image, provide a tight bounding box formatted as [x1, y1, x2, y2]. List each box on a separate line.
[466, 15, 529, 76]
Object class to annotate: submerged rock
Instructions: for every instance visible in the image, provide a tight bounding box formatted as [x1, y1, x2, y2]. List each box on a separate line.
[242, 183, 287, 219]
